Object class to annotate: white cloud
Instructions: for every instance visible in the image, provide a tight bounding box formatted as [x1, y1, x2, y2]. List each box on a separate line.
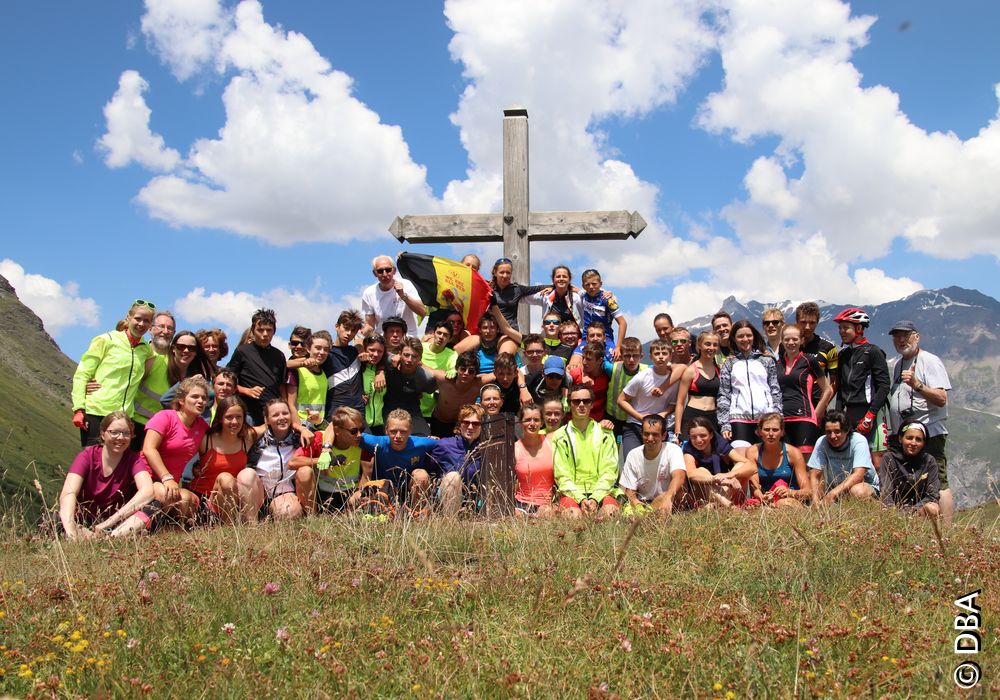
[140, 0, 231, 80]
[97, 70, 180, 171]
[699, 0, 1000, 262]
[128, 0, 437, 244]
[0, 259, 100, 336]
[173, 284, 363, 337]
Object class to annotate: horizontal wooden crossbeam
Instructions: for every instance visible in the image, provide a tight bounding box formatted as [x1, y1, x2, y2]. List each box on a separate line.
[389, 210, 647, 243]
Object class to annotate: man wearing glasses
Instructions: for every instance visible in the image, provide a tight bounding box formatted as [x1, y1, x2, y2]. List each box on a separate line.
[360, 255, 427, 339]
[551, 385, 621, 519]
[131, 310, 176, 450]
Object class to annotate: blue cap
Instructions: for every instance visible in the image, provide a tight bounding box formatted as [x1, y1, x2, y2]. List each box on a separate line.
[543, 356, 565, 376]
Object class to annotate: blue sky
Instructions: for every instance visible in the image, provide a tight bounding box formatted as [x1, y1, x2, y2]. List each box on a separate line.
[2, 0, 998, 362]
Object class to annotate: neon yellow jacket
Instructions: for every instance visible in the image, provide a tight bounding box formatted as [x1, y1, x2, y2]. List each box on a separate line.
[72, 331, 152, 418]
[551, 420, 619, 503]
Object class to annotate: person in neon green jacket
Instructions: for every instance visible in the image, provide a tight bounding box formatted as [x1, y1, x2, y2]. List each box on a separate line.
[550, 384, 621, 519]
[71, 301, 155, 447]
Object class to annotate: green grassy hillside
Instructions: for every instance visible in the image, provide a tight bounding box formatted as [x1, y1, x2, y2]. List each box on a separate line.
[0, 276, 79, 519]
[0, 510, 997, 697]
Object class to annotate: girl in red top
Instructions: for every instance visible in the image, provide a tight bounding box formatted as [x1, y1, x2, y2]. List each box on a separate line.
[513, 404, 558, 518]
[190, 396, 254, 524]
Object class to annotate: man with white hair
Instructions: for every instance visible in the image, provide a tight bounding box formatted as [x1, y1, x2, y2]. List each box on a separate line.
[360, 255, 426, 338]
[884, 320, 953, 524]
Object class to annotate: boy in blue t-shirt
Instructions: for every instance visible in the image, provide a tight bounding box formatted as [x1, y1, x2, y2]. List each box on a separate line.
[360, 408, 438, 509]
[579, 269, 627, 360]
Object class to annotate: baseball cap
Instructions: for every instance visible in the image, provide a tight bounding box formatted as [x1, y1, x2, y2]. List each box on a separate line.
[381, 315, 406, 331]
[543, 356, 565, 376]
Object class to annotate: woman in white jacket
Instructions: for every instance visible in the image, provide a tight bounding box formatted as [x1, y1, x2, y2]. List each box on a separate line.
[717, 320, 782, 443]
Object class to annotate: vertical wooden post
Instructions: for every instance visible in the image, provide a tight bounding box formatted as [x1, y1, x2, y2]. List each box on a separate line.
[503, 106, 530, 332]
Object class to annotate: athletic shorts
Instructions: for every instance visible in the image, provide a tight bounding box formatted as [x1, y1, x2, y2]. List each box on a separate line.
[680, 406, 718, 438]
[559, 494, 619, 510]
[783, 417, 820, 454]
[729, 421, 757, 445]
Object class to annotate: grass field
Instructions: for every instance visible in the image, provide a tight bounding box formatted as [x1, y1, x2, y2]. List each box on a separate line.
[1, 503, 997, 698]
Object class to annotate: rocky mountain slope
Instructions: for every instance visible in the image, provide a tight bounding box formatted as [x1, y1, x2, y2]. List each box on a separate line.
[0, 275, 80, 519]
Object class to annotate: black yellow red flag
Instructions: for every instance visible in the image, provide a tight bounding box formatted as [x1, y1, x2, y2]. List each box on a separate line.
[397, 253, 492, 333]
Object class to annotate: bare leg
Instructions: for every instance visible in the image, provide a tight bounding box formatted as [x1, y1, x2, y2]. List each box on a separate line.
[270, 493, 303, 521]
[439, 472, 464, 517]
[295, 468, 317, 516]
[408, 469, 432, 513]
[939, 489, 954, 527]
[211, 473, 240, 525]
[237, 470, 264, 523]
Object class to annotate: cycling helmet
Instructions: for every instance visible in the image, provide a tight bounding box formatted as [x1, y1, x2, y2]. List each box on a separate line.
[833, 307, 870, 327]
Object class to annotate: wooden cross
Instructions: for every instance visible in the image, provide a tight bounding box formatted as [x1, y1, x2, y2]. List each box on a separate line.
[389, 106, 647, 331]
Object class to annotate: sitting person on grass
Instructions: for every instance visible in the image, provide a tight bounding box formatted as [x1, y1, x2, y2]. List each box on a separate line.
[619, 415, 687, 517]
[238, 399, 316, 521]
[188, 396, 254, 525]
[58, 411, 155, 540]
[745, 413, 813, 509]
[291, 406, 370, 512]
[551, 384, 621, 519]
[427, 404, 485, 517]
[879, 421, 941, 520]
[360, 408, 439, 515]
[682, 416, 753, 508]
[808, 409, 880, 505]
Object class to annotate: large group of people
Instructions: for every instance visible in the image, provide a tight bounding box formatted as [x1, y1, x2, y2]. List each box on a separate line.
[59, 254, 955, 539]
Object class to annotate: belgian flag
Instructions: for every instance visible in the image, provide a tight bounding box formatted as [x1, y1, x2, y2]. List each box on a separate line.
[397, 253, 492, 333]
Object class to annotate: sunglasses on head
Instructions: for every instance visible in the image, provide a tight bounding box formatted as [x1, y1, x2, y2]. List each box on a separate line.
[133, 298, 156, 310]
[494, 257, 513, 266]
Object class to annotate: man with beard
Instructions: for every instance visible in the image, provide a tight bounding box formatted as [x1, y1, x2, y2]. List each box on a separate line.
[131, 310, 176, 450]
[883, 320, 952, 524]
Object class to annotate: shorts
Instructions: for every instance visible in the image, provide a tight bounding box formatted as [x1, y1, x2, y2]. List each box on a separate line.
[559, 494, 619, 510]
[680, 406, 718, 437]
[844, 404, 880, 449]
[729, 421, 757, 445]
[783, 417, 820, 454]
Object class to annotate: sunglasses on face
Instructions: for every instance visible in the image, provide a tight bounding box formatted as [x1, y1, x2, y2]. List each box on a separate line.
[670, 339, 688, 346]
[569, 398, 592, 405]
[343, 427, 361, 435]
[459, 420, 482, 428]
[374, 267, 394, 274]
[543, 319, 560, 326]
[174, 344, 197, 353]
[763, 320, 782, 326]
[288, 340, 304, 347]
